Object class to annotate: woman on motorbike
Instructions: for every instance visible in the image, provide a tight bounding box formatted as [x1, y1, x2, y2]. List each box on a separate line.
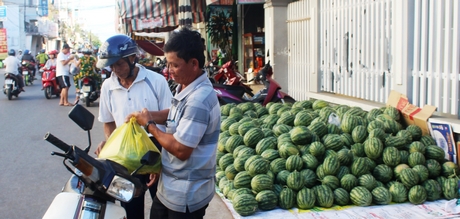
[41, 50, 58, 70]
[73, 49, 101, 104]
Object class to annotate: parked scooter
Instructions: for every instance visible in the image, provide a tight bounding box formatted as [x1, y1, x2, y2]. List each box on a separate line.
[3, 73, 23, 100]
[211, 60, 254, 97]
[41, 66, 61, 99]
[214, 60, 295, 105]
[78, 76, 99, 107]
[20, 61, 34, 86]
[43, 104, 160, 219]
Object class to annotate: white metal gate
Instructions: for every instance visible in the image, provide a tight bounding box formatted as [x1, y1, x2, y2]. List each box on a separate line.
[287, 0, 460, 118]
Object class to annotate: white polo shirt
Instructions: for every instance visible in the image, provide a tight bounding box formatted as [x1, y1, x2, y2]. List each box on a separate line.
[98, 64, 172, 130]
[56, 52, 70, 77]
[3, 56, 21, 75]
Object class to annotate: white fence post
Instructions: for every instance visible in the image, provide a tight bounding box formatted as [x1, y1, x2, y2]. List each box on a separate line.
[309, 0, 320, 93]
[391, 0, 414, 97]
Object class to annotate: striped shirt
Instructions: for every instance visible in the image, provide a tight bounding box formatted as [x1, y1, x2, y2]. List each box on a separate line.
[157, 72, 221, 213]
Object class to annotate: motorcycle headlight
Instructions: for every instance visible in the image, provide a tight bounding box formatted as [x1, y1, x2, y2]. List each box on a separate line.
[106, 175, 135, 202]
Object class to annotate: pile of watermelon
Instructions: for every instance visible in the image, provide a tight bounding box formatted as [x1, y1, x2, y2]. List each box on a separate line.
[216, 100, 460, 216]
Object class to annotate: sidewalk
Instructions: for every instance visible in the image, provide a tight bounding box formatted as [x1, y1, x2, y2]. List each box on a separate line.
[144, 192, 234, 219]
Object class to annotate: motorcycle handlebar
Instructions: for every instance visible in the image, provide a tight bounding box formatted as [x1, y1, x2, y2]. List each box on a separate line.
[44, 132, 72, 153]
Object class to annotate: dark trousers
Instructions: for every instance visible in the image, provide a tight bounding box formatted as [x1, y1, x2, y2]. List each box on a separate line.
[150, 196, 208, 219]
[121, 137, 163, 219]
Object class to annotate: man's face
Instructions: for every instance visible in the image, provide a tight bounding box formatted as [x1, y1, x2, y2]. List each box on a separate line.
[110, 56, 133, 79]
[165, 52, 198, 86]
[62, 48, 70, 54]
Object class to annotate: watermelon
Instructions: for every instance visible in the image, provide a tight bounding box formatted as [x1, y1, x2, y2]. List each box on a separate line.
[394, 163, 410, 179]
[321, 175, 340, 190]
[225, 164, 238, 180]
[420, 135, 437, 147]
[244, 155, 263, 171]
[405, 125, 422, 140]
[341, 133, 355, 146]
[352, 125, 368, 143]
[233, 194, 258, 216]
[442, 161, 460, 177]
[336, 166, 351, 180]
[301, 153, 319, 170]
[396, 130, 413, 144]
[301, 169, 318, 188]
[277, 112, 295, 126]
[322, 155, 340, 176]
[260, 149, 280, 162]
[286, 170, 305, 191]
[296, 187, 316, 209]
[276, 170, 291, 185]
[333, 188, 350, 206]
[399, 150, 410, 164]
[383, 106, 400, 121]
[233, 171, 252, 189]
[388, 181, 408, 203]
[337, 148, 354, 166]
[270, 158, 287, 175]
[286, 155, 304, 172]
[243, 128, 265, 148]
[408, 152, 426, 167]
[219, 153, 234, 171]
[312, 99, 329, 110]
[323, 134, 344, 151]
[255, 137, 277, 155]
[422, 179, 442, 201]
[367, 120, 385, 133]
[225, 135, 244, 153]
[368, 128, 387, 142]
[382, 147, 401, 167]
[408, 141, 426, 154]
[385, 136, 406, 149]
[400, 168, 420, 188]
[426, 159, 442, 178]
[358, 174, 378, 191]
[364, 137, 384, 160]
[351, 157, 370, 177]
[373, 164, 394, 183]
[279, 187, 296, 209]
[255, 190, 278, 211]
[251, 174, 273, 193]
[294, 111, 314, 127]
[314, 185, 334, 208]
[367, 108, 383, 121]
[371, 187, 392, 205]
[308, 121, 328, 137]
[309, 141, 326, 157]
[412, 165, 429, 183]
[425, 145, 447, 162]
[238, 121, 256, 136]
[248, 158, 270, 177]
[290, 126, 313, 145]
[408, 185, 427, 205]
[349, 186, 372, 206]
[351, 143, 365, 157]
[278, 142, 300, 159]
[443, 178, 459, 200]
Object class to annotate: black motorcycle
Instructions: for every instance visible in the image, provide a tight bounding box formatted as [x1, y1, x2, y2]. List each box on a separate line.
[3, 73, 23, 100]
[78, 76, 99, 107]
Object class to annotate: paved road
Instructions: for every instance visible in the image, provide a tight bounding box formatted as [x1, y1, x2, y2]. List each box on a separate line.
[0, 69, 233, 219]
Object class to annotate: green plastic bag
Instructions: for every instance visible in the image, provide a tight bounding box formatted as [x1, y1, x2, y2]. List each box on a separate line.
[98, 117, 161, 174]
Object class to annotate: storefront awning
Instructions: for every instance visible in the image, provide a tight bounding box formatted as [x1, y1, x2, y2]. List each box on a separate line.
[131, 32, 166, 56]
[118, 0, 206, 33]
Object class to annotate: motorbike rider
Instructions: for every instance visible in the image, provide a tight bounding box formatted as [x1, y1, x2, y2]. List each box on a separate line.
[3, 49, 25, 92]
[21, 49, 37, 79]
[73, 48, 101, 104]
[41, 50, 58, 70]
[36, 49, 49, 67]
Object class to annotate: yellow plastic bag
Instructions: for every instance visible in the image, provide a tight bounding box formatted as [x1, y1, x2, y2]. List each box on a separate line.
[98, 117, 161, 174]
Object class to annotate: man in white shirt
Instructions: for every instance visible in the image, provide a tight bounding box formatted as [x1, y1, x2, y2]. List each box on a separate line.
[56, 43, 75, 106]
[3, 49, 25, 91]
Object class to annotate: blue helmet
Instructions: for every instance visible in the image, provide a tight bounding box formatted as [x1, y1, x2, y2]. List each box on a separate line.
[24, 49, 30, 55]
[8, 49, 15, 56]
[96, 35, 138, 68]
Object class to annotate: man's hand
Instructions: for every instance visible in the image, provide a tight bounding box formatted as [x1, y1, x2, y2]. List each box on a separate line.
[125, 108, 152, 127]
[94, 140, 106, 156]
[147, 173, 160, 187]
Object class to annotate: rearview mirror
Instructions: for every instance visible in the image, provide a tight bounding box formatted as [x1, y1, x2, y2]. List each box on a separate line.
[141, 151, 161, 166]
[68, 104, 94, 131]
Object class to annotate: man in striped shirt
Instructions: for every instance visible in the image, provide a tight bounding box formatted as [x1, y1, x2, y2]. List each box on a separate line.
[127, 28, 221, 219]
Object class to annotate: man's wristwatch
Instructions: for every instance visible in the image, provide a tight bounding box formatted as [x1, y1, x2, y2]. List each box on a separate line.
[144, 120, 156, 133]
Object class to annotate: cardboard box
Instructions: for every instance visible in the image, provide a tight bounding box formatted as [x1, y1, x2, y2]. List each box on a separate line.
[386, 90, 437, 136]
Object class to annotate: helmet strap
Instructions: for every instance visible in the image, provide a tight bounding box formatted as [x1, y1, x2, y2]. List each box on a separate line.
[124, 56, 138, 78]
